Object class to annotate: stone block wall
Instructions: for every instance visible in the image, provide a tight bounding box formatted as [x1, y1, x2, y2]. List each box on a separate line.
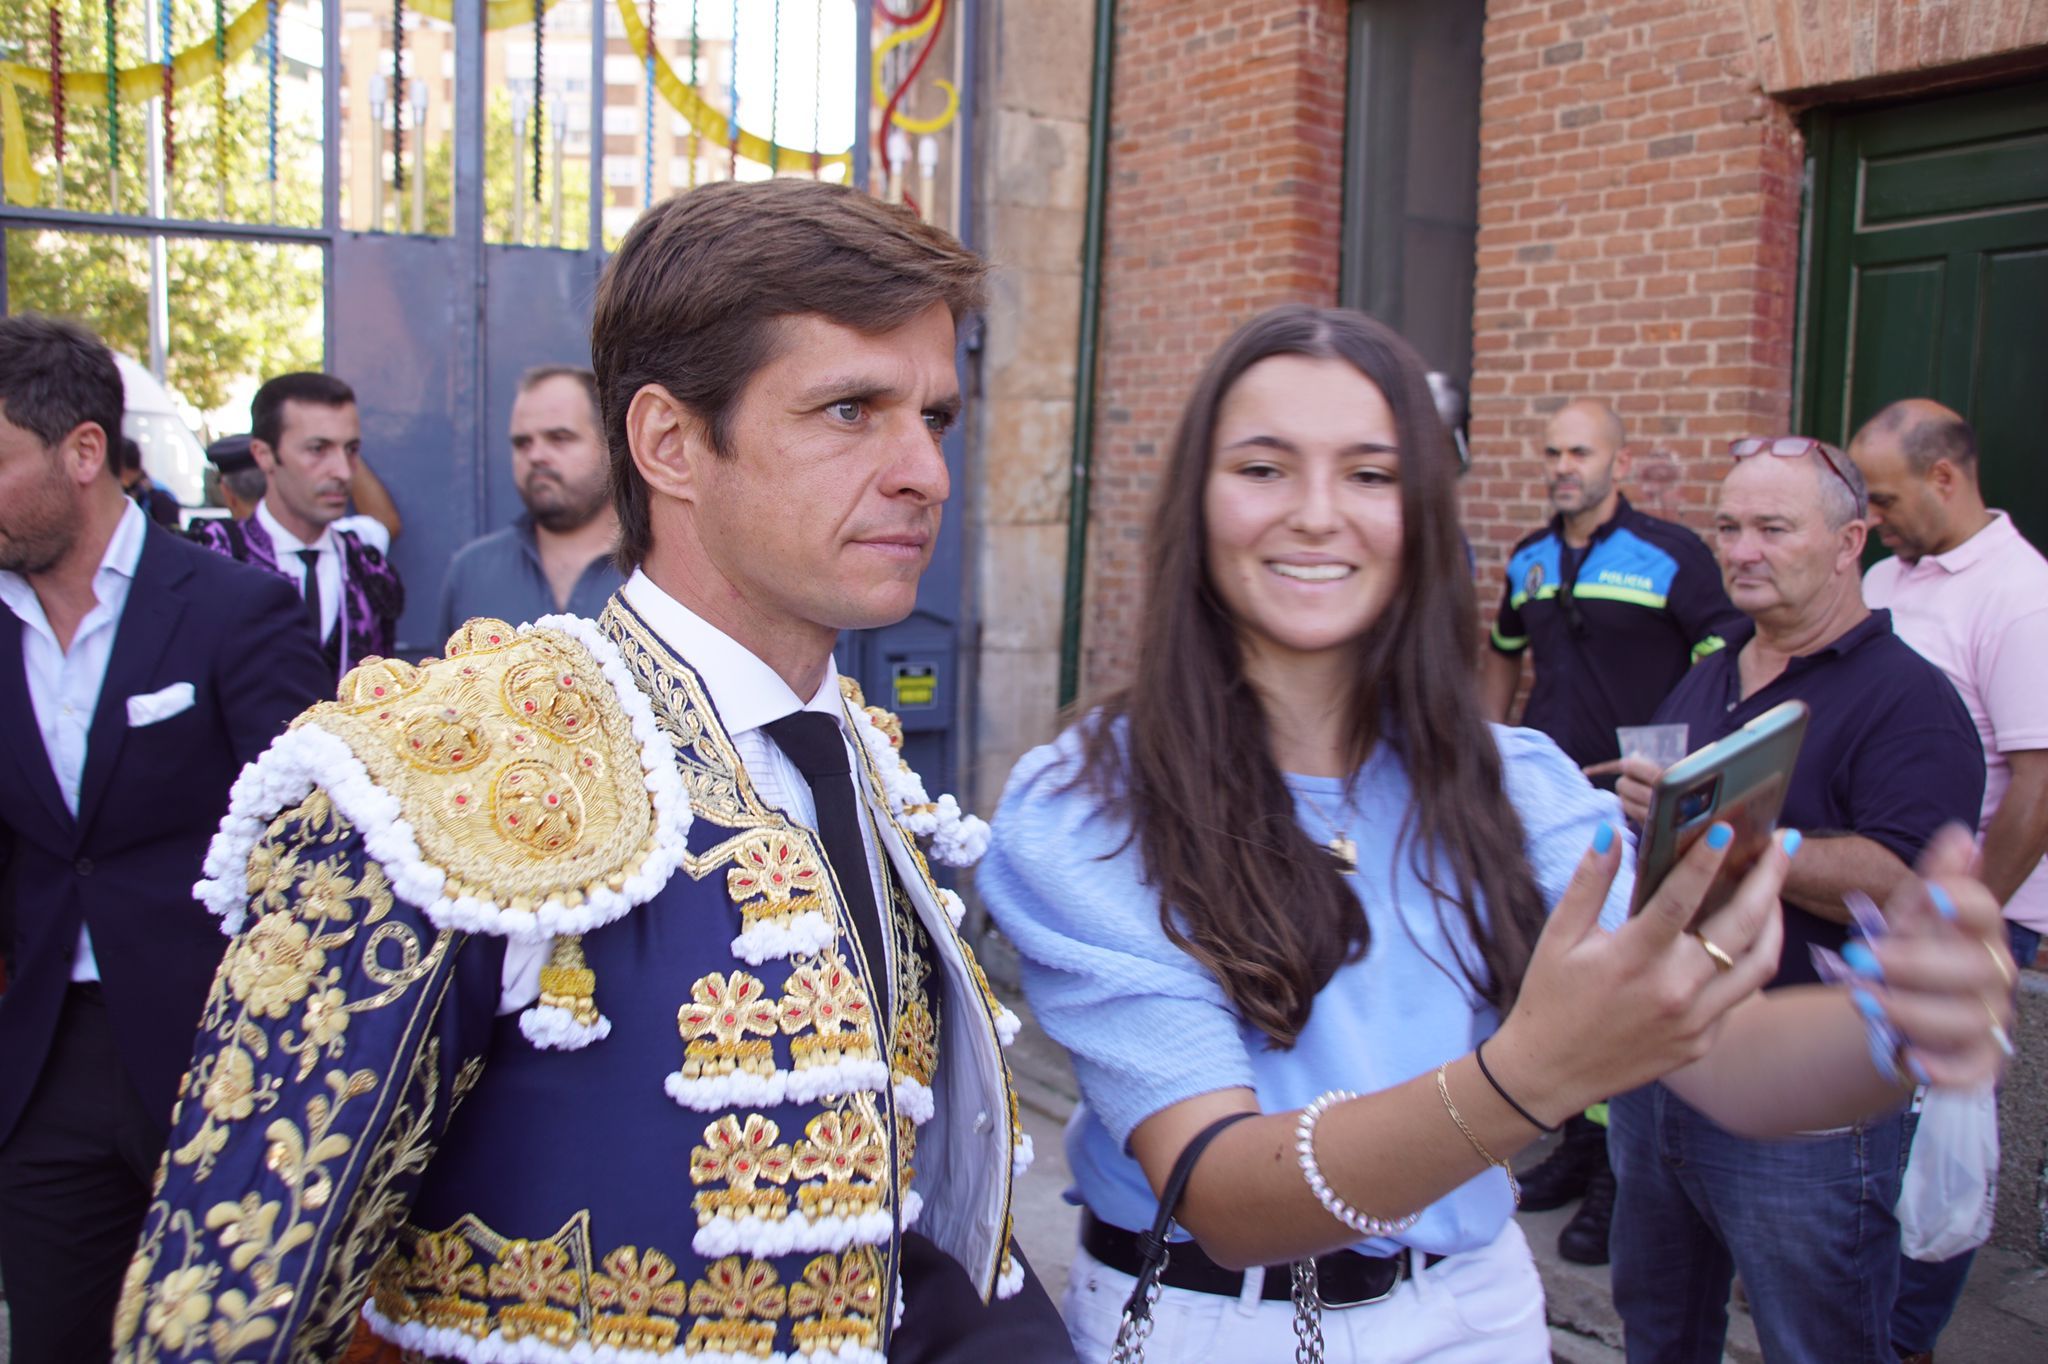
[967, 0, 1097, 811]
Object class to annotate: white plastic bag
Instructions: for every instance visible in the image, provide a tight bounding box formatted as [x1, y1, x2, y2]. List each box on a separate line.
[1898, 1084, 1999, 1262]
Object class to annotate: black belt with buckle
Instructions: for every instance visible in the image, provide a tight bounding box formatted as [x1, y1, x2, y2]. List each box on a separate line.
[1081, 1210, 1445, 1307]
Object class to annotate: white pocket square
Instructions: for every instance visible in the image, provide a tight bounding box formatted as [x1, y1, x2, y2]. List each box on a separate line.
[127, 681, 196, 728]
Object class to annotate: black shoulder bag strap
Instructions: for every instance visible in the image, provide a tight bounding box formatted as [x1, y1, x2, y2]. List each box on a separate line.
[1108, 1109, 1258, 1363]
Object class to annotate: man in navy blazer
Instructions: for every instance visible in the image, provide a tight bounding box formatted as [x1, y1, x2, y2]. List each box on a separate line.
[0, 315, 332, 1363]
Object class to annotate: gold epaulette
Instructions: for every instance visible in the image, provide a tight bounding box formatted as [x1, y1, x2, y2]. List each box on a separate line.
[302, 618, 660, 914]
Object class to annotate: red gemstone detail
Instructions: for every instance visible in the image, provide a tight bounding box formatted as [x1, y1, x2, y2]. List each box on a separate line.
[560, 675, 575, 688]
[489, 634, 502, 644]
[411, 739, 422, 749]
[455, 795, 468, 806]
[373, 686, 386, 697]
[450, 752, 463, 762]
[378, 712, 389, 720]
[524, 700, 537, 713]
[565, 717, 578, 727]
[545, 794, 560, 806]
[508, 815, 519, 825]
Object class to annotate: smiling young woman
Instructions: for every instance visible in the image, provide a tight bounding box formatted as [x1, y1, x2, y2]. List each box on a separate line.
[976, 305, 2016, 1363]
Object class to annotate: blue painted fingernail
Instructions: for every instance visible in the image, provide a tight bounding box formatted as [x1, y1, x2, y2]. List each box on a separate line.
[1867, 1031, 1898, 1081]
[1927, 882, 1958, 920]
[1852, 988, 1886, 1021]
[1592, 821, 1616, 855]
[1842, 942, 1882, 979]
[1781, 829, 1803, 857]
[1707, 822, 1733, 851]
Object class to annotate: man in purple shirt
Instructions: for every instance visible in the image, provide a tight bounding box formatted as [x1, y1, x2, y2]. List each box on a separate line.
[1602, 437, 1983, 1364]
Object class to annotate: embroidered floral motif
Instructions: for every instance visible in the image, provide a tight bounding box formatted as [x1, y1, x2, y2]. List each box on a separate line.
[781, 954, 879, 1068]
[683, 1255, 787, 1356]
[678, 971, 781, 1079]
[486, 1238, 582, 1343]
[589, 1245, 688, 1351]
[791, 1109, 889, 1221]
[226, 913, 327, 1020]
[787, 1248, 883, 1354]
[726, 830, 826, 910]
[691, 1114, 795, 1226]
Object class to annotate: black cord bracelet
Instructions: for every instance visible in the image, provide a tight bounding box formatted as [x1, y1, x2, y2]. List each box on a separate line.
[1474, 1040, 1560, 1134]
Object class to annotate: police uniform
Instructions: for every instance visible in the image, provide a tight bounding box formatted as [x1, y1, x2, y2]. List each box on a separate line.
[1490, 496, 1743, 769]
[113, 590, 1058, 1363]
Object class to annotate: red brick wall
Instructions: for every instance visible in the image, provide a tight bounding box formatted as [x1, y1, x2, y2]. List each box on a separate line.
[1078, 0, 1349, 695]
[1464, 0, 1805, 575]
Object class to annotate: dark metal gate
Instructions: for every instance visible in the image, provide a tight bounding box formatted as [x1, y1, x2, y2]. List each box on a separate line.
[2, 0, 976, 795]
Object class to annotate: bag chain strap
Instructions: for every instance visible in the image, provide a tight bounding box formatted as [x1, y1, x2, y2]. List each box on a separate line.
[1291, 1259, 1327, 1363]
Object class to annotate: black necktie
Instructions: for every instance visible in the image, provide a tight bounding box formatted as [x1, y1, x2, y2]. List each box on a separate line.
[762, 710, 891, 1020]
[296, 548, 323, 638]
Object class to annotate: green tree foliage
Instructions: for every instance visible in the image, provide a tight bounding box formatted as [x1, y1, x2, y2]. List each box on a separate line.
[3, 1, 324, 416]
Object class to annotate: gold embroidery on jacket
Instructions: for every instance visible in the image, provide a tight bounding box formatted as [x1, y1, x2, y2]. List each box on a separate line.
[683, 1255, 787, 1355]
[306, 622, 659, 910]
[690, 1115, 796, 1226]
[780, 951, 879, 1068]
[677, 971, 781, 1079]
[788, 1247, 884, 1353]
[790, 1107, 890, 1220]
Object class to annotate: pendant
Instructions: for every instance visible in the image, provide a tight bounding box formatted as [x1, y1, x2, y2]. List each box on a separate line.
[1327, 834, 1358, 876]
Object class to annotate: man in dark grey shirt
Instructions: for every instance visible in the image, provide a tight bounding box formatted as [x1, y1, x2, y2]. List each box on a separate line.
[438, 365, 624, 638]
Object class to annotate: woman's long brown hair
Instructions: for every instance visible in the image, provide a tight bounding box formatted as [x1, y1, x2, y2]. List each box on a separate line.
[1073, 305, 1548, 1047]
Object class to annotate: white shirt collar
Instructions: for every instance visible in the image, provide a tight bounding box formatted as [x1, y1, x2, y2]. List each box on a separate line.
[0, 497, 147, 621]
[620, 569, 847, 739]
[255, 497, 337, 556]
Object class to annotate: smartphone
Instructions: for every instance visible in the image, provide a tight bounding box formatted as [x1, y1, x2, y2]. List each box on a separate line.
[1629, 700, 1809, 926]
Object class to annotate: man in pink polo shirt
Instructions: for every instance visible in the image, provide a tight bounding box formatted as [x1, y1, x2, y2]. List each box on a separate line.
[1850, 397, 2048, 1364]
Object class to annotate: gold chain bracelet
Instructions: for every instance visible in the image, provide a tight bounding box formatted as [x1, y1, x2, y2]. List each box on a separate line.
[1436, 1061, 1521, 1207]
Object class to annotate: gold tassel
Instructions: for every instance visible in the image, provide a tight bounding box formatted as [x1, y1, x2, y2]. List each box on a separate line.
[537, 934, 600, 1027]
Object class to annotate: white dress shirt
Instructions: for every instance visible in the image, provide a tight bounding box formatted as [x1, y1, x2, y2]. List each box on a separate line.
[499, 572, 890, 1010]
[255, 501, 390, 646]
[0, 499, 149, 981]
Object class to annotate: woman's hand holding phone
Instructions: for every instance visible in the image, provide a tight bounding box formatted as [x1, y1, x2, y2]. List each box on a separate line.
[1484, 816, 1793, 1125]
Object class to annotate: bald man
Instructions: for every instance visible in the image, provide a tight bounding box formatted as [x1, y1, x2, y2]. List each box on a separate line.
[1477, 399, 1742, 1264]
[1852, 399, 2048, 1364]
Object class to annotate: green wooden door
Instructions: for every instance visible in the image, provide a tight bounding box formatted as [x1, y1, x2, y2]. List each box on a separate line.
[1802, 79, 2048, 550]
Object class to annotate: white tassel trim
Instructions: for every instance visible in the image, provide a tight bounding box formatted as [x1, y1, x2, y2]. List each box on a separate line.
[996, 1255, 1027, 1300]
[937, 888, 966, 930]
[196, 619, 690, 944]
[844, 705, 988, 869]
[516, 1004, 612, 1051]
[361, 1298, 883, 1364]
[692, 1207, 893, 1257]
[893, 1275, 907, 1330]
[1013, 1132, 1035, 1179]
[891, 1076, 935, 1125]
[663, 1059, 892, 1113]
[899, 1190, 923, 1230]
[993, 1006, 1022, 1047]
[730, 911, 837, 965]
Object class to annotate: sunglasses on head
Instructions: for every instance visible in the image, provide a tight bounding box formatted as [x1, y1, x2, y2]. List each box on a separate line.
[1729, 436, 1864, 515]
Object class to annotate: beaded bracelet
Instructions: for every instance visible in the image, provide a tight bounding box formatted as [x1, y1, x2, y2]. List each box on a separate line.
[1294, 1089, 1423, 1237]
[1436, 1062, 1521, 1207]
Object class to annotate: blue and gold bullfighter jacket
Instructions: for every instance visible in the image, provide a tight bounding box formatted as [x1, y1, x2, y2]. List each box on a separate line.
[112, 599, 1031, 1364]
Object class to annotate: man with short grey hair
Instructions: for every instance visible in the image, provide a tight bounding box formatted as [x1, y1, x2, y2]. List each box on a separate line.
[1604, 434, 1983, 1364]
[437, 364, 623, 638]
